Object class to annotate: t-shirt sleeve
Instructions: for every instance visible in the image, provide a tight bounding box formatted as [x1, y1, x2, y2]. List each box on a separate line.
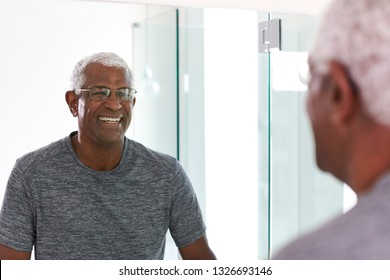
[169, 161, 206, 248]
[0, 163, 35, 252]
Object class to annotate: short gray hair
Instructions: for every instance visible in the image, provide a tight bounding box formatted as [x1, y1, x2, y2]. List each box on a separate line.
[70, 52, 134, 90]
[310, 0, 390, 125]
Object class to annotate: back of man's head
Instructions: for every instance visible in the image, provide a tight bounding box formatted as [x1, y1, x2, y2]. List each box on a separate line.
[311, 0, 390, 126]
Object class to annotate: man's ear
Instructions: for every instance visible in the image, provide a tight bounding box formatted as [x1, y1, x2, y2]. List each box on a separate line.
[328, 60, 358, 125]
[65, 90, 78, 117]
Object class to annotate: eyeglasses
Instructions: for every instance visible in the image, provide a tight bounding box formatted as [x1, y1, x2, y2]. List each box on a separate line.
[74, 87, 137, 101]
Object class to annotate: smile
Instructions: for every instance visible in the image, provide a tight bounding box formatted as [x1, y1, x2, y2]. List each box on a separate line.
[98, 116, 122, 123]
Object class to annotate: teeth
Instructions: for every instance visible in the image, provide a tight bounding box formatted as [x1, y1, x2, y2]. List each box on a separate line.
[99, 117, 121, 122]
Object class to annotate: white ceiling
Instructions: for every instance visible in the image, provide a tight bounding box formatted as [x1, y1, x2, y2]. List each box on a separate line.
[68, 0, 333, 15]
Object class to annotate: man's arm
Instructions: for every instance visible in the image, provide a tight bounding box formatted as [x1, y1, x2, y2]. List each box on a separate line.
[0, 243, 31, 260]
[179, 235, 216, 260]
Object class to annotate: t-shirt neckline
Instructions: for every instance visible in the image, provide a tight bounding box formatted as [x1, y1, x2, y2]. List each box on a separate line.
[65, 131, 130, 176]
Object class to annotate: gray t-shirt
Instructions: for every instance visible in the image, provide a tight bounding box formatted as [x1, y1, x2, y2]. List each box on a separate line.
[273, 172, 390, 259]
[0, 132, 206, 259]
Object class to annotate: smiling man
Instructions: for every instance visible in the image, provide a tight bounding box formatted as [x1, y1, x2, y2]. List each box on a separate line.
[0, 52, 215, 260]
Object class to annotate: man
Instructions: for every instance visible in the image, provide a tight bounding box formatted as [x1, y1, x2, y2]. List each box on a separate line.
[0, 52, 215, 260]
[274, 0, 390, 259]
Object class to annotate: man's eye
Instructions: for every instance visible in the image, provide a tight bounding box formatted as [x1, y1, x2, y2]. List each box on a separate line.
[117, 91, 129, 97]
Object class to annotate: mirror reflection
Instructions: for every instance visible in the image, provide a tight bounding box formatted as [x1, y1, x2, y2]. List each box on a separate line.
[0, 0, 356, 260]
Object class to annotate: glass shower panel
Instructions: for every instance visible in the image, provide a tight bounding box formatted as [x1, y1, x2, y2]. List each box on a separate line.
[177, 8, 206, 217]
[132, 8, 179, 260]
[132, 9, 178, 159]
[267, 14, 344, 257]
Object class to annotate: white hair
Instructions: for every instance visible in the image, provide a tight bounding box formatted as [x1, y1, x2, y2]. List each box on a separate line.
[70, 52, 134, 90]
[310, 0, 390, 125]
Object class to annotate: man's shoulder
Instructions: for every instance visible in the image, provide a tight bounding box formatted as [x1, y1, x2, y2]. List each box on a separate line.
[273, 211, 358, 260]
[15, 137, 69, 173]
[126, 138, 179, 172]
[272, 193, 390, 260]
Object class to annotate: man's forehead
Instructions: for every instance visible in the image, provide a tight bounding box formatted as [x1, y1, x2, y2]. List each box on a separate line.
[84, 63, 131, 86]
[85, 63, 129, 76]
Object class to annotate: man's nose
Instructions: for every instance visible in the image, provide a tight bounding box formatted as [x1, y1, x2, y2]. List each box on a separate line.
[104, 91, 122, 110]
